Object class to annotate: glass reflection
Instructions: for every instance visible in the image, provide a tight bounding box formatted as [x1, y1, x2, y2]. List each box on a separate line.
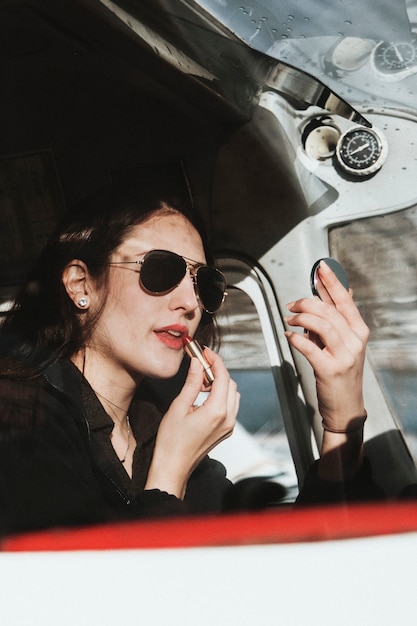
[329, 206, 417, 459]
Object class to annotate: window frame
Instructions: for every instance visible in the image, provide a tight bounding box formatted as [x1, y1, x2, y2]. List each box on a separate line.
[219, 256, 318, 487]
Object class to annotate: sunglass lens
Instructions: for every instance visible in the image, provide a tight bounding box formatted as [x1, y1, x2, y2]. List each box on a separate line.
[140, 250, 186, 293]
[197, 266, 226, 313]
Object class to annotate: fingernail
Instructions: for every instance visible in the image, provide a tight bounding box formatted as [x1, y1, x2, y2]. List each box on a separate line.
[286, 301, 295, 310]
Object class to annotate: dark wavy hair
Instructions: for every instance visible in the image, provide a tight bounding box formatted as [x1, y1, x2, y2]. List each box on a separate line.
[0, 184, 218, 378]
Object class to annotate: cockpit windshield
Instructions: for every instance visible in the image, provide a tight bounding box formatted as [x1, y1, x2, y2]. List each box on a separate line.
[196, 0, 417, 112]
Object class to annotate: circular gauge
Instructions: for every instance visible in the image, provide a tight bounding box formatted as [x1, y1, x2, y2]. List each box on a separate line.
[372, 35, 417, 81]
[335, 126, 388, 177]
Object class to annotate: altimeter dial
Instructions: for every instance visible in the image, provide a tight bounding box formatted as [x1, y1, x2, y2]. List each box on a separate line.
[372, 36, 417, 81]
[335, 126, 388, 177]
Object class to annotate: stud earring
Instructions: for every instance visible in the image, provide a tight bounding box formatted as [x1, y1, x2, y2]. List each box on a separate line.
[78, 297, 88, 308]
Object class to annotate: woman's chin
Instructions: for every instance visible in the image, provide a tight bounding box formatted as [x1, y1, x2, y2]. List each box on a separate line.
[148, 359, 184, 381]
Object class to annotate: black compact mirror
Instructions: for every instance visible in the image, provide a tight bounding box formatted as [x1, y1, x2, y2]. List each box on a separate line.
[310, 257, 349, 303]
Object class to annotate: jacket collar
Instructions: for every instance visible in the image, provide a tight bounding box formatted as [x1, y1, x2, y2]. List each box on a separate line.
[43, 359, 162, 444]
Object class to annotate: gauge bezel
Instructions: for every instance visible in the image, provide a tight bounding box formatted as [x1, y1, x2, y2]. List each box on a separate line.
[335, 126, 388, 177]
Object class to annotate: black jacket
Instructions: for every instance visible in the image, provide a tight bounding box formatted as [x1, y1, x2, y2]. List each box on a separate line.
[0, 360, 230, 535]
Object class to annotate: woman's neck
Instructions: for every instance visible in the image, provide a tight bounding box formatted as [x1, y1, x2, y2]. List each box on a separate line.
[71, 348, 138, 476]
[71, 348, 140, 425]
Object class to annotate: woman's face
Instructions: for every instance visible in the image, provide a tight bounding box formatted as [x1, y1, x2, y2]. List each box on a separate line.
[88, 211, 205, 385]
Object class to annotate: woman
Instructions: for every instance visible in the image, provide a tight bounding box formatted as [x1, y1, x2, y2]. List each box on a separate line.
[0, 185, 379, 534]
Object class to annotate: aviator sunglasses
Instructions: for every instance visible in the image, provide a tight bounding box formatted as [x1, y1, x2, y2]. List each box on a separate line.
[109, 249, 227, 313]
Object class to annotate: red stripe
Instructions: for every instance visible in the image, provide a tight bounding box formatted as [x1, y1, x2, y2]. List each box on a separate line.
[2, 502, 417, 552]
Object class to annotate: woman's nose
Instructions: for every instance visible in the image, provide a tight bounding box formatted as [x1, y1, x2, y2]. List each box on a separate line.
[169, 271, 200, 313]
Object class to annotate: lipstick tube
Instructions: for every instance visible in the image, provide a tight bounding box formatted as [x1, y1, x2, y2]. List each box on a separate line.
[182, 335, 215, 384]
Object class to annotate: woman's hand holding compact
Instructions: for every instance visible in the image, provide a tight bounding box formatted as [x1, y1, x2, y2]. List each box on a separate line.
[285, 260, 370, 479]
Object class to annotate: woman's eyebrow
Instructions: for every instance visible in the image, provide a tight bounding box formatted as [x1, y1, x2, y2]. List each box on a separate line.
[182, 254, 207, 266]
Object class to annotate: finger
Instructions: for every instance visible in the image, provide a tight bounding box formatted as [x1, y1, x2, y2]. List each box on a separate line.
[286, 302, 350, 345]
[286, 306, 347, 337]
[171, 357, 204, 411]
[316, 260, 350, 304]
[205, 381, 239, 451]
[202, 348, 232, 398]
[317, 261, 369, 340]
[286, 310, 363, 369]
[304, 329, 325, 350]
[227, 380, 240, 426]
[186, 349, 232, 419]
[207, 380, 239, 447]
[286, 328, 324, 366]
[287, 291, 368, 347]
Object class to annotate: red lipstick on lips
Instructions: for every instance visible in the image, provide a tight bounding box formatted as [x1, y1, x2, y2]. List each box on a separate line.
[154, 325, 188, 350]
[182, 335, 214, 384]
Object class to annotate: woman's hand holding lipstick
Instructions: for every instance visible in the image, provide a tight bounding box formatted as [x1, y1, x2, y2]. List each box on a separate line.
[144, 343, 239, 499]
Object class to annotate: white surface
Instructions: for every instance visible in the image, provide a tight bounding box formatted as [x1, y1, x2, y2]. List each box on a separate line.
[1, 531, 417, 625]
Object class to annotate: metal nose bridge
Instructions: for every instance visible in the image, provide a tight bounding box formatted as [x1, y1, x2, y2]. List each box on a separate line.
[185, 262, 198, 280]
[174, 257, 202, 308]
[182, 257, 203, 284]
[185, 270, 200, 307]
[180, 263, 201, 305]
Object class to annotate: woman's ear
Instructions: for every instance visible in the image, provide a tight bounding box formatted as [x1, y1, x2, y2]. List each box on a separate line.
[62, 260, 91, 310]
